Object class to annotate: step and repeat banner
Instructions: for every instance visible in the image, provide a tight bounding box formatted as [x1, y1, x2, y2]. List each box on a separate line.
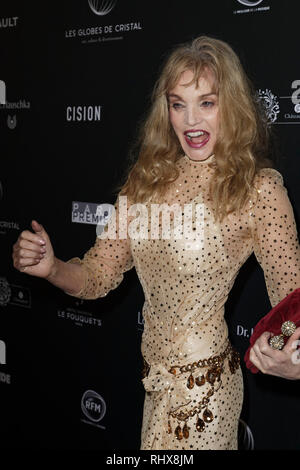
[1, 0, 300, 450]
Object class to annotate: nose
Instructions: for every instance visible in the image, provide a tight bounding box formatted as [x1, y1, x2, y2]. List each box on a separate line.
[184, 105, 203, 127]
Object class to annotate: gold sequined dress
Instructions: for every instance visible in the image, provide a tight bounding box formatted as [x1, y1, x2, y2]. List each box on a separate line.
[67, 154, 300, 450]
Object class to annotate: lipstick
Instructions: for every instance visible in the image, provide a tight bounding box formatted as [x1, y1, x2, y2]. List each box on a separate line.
[184, 129, 210, 149]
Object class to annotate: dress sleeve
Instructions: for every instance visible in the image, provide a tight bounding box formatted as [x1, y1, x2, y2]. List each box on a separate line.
[66, 197, 134, 299]
[250, 168, 300, 307]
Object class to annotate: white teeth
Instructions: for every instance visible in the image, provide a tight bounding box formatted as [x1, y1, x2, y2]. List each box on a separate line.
[186, 131, 205, 138]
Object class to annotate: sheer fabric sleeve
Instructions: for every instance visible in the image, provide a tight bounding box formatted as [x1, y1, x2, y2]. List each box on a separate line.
[250, 168, 300, 307]
[66, 197, 134, 299]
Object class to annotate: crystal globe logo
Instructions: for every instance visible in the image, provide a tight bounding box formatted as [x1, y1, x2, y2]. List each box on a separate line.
[237, 0, 263, 5]
[81, 390, 106, 423]
[257, 89, 280, 123]
[88, 0, 117, 16]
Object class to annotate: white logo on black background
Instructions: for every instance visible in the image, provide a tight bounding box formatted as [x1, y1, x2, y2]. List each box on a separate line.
[0, 96, 30, 129]
[279, 80, 300, 123]
[234, 0, 269, 14]
[72, 201, 114, 226]
[137, 311, 144, 332]
[0, 340, 6, 365]
[0, 80, 5, 104]
[57, 306, 102, 328]
[236, 325, 254, 339]
[0, 278, 31, 308]
[0, 17, 18, 28]
[88, 0, 117, 16]
[0, 277, 12, 307]
[66, 105, 101, 122]
[0, 220, 20, 235]
[7, 115, 17, 129]
[257, 82, 300, 125]
[238, 0, 263, 5]
[81, 390, 106, 428]
[292, 80, 300, 113]
[65, 2, 141, 44]
[257, 89, 280, 123]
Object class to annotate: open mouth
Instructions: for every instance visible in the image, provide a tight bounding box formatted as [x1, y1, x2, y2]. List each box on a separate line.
[184, 130, 210, 148]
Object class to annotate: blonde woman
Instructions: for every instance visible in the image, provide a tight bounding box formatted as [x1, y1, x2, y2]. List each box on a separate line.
[12, 36, 300, 450]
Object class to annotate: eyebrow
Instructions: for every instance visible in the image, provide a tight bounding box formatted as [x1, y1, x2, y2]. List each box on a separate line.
[167, 92, 218, 100]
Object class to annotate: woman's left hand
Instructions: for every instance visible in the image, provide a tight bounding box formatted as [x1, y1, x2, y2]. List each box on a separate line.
[250, 328, 300, 380]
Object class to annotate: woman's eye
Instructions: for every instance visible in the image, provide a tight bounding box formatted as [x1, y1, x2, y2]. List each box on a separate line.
[170, 102, 184, 110]
[201, 101, 214, 108]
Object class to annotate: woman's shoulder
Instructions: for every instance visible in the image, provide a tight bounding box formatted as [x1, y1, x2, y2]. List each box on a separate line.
[253, 167, 284, 192]
[250, 167, 288, 211]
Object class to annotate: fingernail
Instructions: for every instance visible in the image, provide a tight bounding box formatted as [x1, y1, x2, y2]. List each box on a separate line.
[39, 239, 46, 245]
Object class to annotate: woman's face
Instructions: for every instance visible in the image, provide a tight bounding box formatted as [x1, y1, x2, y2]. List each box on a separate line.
[168, 68, 219, 162]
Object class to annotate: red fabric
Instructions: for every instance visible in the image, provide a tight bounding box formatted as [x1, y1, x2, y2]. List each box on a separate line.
[244, 288, 300, 373]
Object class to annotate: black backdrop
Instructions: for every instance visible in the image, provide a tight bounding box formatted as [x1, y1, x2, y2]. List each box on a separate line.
[1, 0, 300, 451]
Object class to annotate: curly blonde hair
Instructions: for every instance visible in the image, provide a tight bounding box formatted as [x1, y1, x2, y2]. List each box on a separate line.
[120, 36, 273, 222]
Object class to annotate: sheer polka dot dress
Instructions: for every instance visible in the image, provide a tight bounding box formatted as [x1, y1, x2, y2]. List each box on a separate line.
[67, 154, 300, 450]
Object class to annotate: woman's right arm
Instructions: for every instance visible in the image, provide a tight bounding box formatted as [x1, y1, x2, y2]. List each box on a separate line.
[13, 198, 134, 299]
[12, 220, 86, 295]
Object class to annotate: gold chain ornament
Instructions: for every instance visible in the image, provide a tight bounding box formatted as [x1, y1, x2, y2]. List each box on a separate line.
[142, 342, 240, 441]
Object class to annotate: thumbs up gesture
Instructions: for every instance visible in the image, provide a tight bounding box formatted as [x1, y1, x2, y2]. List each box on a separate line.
[12, 220, 56, 279]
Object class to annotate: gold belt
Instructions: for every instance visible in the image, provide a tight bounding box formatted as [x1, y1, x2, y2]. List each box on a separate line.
[142, 341, 240, 441]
